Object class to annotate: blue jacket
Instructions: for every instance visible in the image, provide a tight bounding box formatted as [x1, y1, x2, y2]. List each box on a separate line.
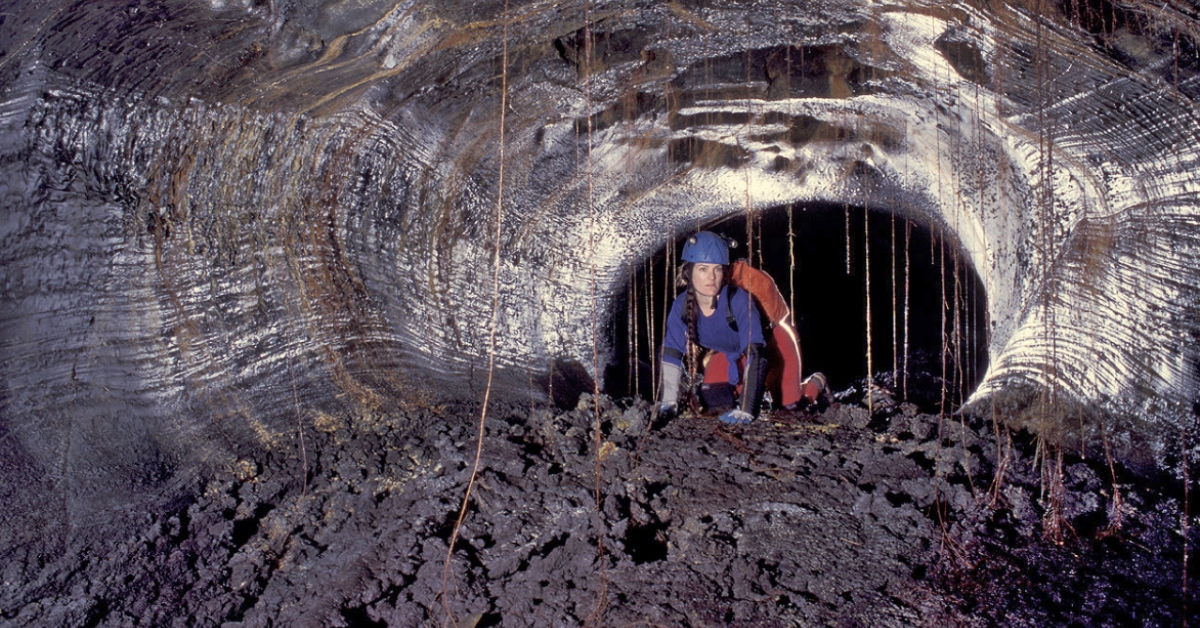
[662, 285, 765, 385]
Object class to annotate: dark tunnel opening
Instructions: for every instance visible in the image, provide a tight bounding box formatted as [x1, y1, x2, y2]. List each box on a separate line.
[605, 203, 990, 411]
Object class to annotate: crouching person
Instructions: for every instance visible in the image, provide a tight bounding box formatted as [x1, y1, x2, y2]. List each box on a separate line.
[657, 231, 768, 425]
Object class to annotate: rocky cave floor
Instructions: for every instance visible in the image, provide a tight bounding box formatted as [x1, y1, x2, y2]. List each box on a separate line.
[3, 379, 1198, 627]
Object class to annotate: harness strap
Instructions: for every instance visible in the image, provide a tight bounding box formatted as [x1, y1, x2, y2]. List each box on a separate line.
[724, 285, 737, 332]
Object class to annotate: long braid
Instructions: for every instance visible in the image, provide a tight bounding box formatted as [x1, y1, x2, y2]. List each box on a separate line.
[679, 263, 702, 414]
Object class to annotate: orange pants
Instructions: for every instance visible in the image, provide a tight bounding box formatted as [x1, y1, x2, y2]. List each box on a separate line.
[703, 322, 804, 408]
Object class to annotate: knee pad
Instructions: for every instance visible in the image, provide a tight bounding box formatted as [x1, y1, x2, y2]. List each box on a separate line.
[700, 382, 736, 411]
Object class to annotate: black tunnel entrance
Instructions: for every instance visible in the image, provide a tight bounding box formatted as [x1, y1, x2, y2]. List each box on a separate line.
[606, 204, 990, 411]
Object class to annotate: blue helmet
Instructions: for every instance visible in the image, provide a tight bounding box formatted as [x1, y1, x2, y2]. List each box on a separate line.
[681, 231, 731, 265]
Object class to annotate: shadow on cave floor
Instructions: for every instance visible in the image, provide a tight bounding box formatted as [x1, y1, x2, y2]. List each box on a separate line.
[1, 380, 1196, 627]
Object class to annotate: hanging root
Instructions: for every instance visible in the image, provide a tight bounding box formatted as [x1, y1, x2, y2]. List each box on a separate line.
[986, 407, 1013, 508]
[441, 3, 510, 623]
[937, 519, 973, 572]
[288, 356, 308, 497]
[1096, 427, 1125, 539]
[1039, 441, 1074, 545]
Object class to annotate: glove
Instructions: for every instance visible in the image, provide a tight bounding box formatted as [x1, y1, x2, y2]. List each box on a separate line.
[659, 362, 682, 407]
[718, 409, 754, 425]
[656, 403, 678, 420]
[740, 344, 768, 415]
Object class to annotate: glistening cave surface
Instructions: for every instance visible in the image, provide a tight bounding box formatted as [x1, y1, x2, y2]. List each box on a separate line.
[1, 0, 1198, 624]
[4, 0, 1196, 481]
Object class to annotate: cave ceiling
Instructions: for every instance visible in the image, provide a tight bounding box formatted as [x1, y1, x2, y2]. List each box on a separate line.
[2, 0, 1199, 493]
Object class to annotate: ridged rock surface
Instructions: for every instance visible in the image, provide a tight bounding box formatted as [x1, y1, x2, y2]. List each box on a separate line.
[1, 0, 1198, 532]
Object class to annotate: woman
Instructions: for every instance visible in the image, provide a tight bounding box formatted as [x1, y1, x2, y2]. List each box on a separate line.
[657, 231, 828, 425]
[657, 231, 768, 425]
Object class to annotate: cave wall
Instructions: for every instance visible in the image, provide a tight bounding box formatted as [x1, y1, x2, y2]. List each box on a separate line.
[2, 0, 1199, 511]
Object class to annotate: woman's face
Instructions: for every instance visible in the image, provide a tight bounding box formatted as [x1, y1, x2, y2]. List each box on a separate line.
[691, 263, 724, 299]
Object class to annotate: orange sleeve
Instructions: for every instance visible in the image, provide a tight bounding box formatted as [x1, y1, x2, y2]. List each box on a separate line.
[730, 260, 790, 324]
